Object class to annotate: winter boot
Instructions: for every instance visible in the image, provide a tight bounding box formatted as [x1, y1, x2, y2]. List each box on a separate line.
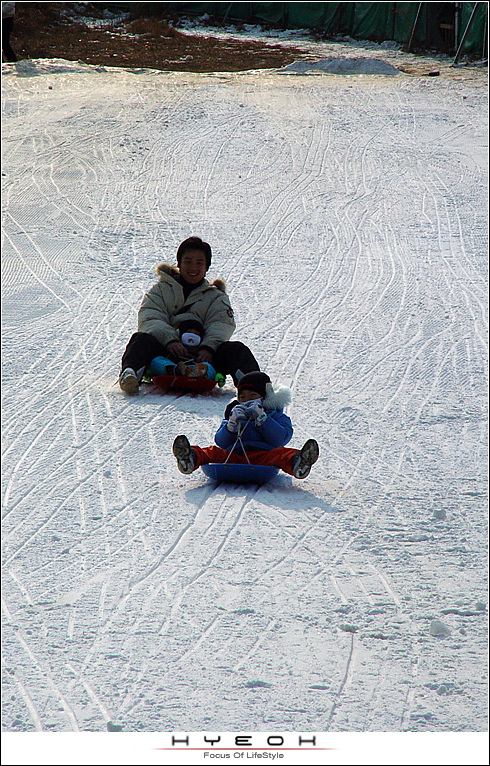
[119, 367, 139, 395]
[176, 361, 208, 378]
[172, 435, 196, 474]
[175, 361, 187, 376]
[292, 439, 319, 479]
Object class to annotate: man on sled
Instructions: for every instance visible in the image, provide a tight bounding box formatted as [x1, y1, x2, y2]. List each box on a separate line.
[119, 236, 260, 394]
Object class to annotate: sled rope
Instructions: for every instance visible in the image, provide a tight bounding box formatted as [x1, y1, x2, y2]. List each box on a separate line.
[225, 420, 251, 465]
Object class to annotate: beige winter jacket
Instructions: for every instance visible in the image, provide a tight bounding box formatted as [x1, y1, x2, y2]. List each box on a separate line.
[137, 262, 235, 352]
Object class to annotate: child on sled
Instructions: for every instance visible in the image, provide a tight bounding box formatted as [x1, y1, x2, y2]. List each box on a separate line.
[148, 319, 217, 380]
[172, 371, 319, 480]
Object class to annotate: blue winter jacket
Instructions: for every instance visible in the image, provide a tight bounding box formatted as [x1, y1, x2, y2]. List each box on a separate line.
[215, 395, 293, 454]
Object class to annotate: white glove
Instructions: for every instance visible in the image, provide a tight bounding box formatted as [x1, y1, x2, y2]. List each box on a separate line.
[227, 404, 248, 432]
[245, 399, 267, 426]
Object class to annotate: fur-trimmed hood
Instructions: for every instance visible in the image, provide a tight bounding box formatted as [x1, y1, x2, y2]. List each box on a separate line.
[225, 385, 291, 420]
[156, 262, 226, 293]
[138, 261, 235, 351]
[263, 384, 292, 411]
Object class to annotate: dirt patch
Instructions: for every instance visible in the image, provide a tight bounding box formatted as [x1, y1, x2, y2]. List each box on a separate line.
[6, 3, 485, 81]
[9, 2, 310, 73]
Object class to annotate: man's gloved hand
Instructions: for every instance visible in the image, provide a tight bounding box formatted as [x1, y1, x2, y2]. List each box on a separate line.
[197, 348, 213, 363]
[166, 340, 192, 361]
[245, 399, 267, 426]
[227, 404, 248, 432]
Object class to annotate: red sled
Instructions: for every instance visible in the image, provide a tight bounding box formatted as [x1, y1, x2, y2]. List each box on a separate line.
[151, 375, 217, 394]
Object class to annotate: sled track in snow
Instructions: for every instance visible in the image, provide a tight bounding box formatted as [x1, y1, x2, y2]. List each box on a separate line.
[2, 63, 487, 734]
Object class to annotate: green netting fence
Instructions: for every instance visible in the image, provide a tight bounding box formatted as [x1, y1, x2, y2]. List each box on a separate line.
[145, 2, 487, 57]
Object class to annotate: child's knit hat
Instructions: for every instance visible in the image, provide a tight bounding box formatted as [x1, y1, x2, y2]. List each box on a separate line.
[178, 319, 205, 347]
[237, 371, 271, 399]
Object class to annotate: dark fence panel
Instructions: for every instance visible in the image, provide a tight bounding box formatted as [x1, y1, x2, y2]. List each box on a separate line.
[129, 2, 487, 55]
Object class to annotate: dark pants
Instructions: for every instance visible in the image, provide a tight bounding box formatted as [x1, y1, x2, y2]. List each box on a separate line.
[2, 18, 17, 62]
[121, 332, 260, 386]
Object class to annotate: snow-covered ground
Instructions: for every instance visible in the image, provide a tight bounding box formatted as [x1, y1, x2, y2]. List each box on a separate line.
[1, 33, 488, 766]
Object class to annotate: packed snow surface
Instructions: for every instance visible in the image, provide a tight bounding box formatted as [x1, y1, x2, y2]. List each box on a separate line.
[278, 57, 401, 75]
[1, 39, 488, 756]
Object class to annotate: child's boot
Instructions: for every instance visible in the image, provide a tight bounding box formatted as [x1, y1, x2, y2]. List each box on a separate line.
[292, 439, 319, 479]
[175, 361, 187, 376]
[183, 363, 208, 378]
[172, 435, 196, 474]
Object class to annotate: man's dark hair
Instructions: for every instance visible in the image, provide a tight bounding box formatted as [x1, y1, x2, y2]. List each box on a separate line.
[176, 237, 212, 269]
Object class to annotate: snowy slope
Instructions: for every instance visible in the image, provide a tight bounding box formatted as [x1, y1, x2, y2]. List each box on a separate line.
[1, 43, 488, 761]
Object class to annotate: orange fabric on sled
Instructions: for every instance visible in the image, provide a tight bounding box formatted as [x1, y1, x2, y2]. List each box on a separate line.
[192, 445, 298, 476]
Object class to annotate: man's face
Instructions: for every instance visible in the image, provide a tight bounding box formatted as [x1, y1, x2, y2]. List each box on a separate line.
[179, 249, 207, 284]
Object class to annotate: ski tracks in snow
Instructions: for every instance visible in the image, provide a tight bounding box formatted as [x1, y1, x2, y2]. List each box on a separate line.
[2, 63, 487, 733]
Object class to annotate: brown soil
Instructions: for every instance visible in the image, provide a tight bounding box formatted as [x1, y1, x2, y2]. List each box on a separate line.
[9, 2, 311, 73]
[8, 3, 485, 81]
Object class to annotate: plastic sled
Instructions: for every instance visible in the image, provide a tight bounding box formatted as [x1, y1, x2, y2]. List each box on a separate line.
[151, 375, 217, 394]
[201, 463, 279, 485]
